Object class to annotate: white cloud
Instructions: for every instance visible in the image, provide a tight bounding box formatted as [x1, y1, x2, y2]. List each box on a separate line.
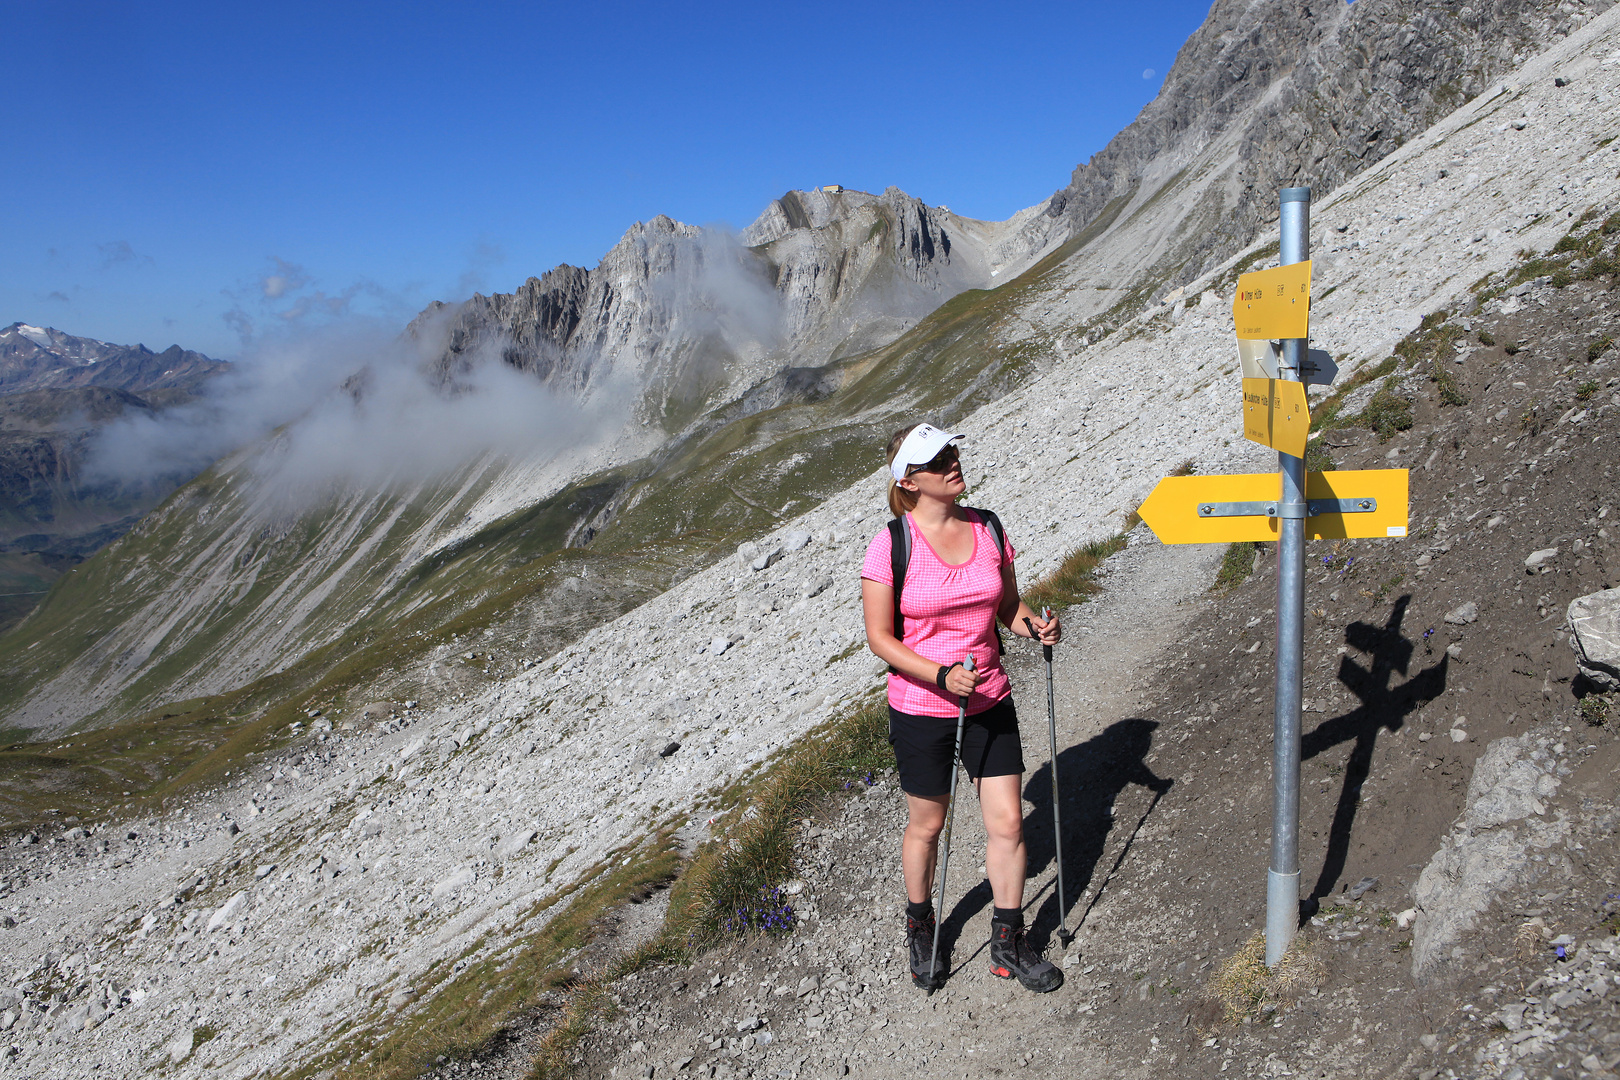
[260, 257, 309, 299]
[84, 309, 619, 508]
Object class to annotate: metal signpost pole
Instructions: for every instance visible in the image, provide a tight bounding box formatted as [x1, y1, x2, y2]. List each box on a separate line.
[1139, 183, 1408, 964]
[1267, 186, 1311, 967]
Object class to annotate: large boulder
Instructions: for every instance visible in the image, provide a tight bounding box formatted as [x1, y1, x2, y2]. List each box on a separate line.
[1567, 587, 1620, 691]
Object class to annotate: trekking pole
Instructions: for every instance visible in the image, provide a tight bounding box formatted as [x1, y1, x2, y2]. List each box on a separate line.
[1024, 608, 1073, 948]
[929, 653, 974, 993]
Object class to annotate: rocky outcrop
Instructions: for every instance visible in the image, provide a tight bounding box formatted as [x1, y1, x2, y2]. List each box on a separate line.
[1411, 732, 1571, 977]
[416, 187, 1069, 432]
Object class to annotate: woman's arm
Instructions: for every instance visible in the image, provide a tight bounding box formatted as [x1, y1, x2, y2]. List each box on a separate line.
[997, 562, 1062, 644]
[862, 578, 982, 697]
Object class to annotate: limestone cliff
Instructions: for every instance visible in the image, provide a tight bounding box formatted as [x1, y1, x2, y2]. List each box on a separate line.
[1049, 0, 1616, 298]
[415, 187, 1067, 434]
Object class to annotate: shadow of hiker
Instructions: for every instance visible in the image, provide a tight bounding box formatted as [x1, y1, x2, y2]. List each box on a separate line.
[1018, 717, 1172, 946]
[1302, 593, 1448, 906]
[933, 877, 995, 978]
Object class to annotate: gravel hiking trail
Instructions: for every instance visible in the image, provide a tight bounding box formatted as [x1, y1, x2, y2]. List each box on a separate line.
[541, 538, 1228, 1080]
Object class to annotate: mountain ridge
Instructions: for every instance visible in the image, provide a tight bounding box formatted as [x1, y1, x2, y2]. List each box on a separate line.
[0, 322, 227, 396]
[1036, 0, 1615, 316]
[419, 184, 1067, 437]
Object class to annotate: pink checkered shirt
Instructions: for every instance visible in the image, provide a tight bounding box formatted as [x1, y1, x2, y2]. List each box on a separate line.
[861, 509, 1016, 717]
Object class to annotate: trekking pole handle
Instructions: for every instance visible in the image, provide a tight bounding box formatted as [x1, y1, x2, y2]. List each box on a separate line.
[959, 653, 974, 704]
[1023, 613, 1054, 663]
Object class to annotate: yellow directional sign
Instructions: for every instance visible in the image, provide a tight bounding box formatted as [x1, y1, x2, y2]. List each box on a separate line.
[1242, 377, 1311, 458]
[1233, 260, 1312, 340]
[1137, 469, 1409, 545]
[1139, 473, 1285, 545]
[1307, 469, 1408, 540]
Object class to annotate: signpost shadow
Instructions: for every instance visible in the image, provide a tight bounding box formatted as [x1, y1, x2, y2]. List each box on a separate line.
[1020, 717, 1172, 946]
[1301, 594, 1448, 909]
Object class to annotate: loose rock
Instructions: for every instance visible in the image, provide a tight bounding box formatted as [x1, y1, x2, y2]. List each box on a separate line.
[1524, 547, 1559, 572]
[1443, 601, 1478, 624]
[1567, 587, 1620, 691]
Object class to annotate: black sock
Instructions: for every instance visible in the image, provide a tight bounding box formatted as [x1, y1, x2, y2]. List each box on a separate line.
[992, 906, 1023, 927]
[906, 900, 934, 922]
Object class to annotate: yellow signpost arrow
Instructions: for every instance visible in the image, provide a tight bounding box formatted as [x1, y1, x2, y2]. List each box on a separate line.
[1137, 469, 1409, 545]
[1242, 377, 1311, 458]
[1232, 260, 1312, 340]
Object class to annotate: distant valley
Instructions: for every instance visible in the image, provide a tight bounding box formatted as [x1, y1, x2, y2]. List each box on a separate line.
[0, 323, 227, 634]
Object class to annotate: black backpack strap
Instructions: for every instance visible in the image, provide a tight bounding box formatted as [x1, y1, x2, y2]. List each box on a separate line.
[966, 507, 1009, 658]
[967, 507, 1007, 565]
[886, 516, 911, 674]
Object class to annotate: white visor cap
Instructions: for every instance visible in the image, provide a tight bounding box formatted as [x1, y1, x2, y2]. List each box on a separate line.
[890, 424, 964, 481]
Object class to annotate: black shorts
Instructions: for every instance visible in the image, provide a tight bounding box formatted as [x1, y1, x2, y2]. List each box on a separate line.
[888, 696, 1025, 797]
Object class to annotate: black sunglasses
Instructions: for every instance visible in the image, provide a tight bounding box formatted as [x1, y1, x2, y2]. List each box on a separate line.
[906, 444, 960, 476]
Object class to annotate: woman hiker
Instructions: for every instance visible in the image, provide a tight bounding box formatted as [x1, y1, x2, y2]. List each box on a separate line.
[860, 422, 1064, 994]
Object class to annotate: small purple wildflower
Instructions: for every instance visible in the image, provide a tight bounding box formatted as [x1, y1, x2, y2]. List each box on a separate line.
[724, 885, 798, 936]
[1556, 945, 1567, 960]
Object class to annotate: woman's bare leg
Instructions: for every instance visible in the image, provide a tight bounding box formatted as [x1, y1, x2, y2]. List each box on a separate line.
[974, 773, 1027, 911]
[901, 793, 948, 904]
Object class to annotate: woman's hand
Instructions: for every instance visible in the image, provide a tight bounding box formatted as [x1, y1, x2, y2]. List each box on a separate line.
[943, 661, 982, 698]
[1027, 610, 1062, 645]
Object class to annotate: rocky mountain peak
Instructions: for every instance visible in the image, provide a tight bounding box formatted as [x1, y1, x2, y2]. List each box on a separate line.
[421, 180, 1068, 431]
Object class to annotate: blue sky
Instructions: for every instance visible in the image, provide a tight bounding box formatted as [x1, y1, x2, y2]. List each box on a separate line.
[3, 1, 1214, 359]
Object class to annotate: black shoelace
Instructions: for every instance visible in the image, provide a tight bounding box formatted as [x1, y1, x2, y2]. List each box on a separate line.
[1009, 926, 1043, 965]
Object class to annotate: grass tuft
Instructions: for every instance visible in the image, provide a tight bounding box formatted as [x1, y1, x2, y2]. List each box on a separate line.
[528, 699, 893, 1076]
[1358, 379, 1416, 441]
[663, 700, 889, 949]
[1303, 438, 1336, 474]
[1431, 367, 1469, 407]
[1579, 694, 1610, 727]
[1196, 932, 1325, 1028]
[1212, 543, 1259, 593]
[1309, 357, 1398, 433]
[1021, 535, 1128, 614]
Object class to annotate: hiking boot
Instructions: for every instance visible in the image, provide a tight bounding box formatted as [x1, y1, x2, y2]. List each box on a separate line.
[989, 919, 1064, 993]
[907, 912, 943, 989]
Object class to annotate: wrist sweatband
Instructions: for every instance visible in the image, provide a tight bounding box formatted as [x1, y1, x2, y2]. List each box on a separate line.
[936, 662, 961, 690]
